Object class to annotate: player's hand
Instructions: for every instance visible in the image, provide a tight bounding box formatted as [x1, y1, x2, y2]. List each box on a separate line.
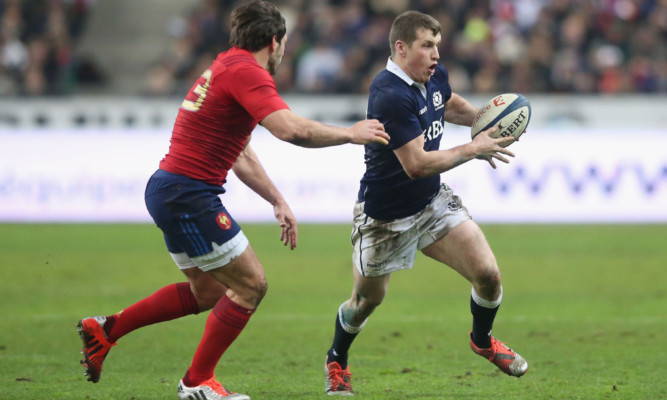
[350, 119, 390, 146]
[274, 199, 298, 250]
[472, 127, 516, 169]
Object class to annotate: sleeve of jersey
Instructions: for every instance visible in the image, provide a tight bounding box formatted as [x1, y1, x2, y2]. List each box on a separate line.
[231, 66, 289, 122]
[372, 87, 422, 150]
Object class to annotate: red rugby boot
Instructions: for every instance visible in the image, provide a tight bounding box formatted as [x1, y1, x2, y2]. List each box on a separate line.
[470, 333, 528, 377]
[77, 316, 117, 383]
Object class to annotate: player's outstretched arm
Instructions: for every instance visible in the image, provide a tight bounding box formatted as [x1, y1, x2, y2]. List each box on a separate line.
[394, 126, 515, 179]
[260, 109, 389, 148]
[232, 140, 297, 249]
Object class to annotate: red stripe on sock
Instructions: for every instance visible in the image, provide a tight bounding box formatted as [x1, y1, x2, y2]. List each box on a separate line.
[176, 282, 200, 315]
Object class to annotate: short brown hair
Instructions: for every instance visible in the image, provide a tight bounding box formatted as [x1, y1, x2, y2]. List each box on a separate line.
[389, 11, 441, 57]
[230, 0, 286, 52]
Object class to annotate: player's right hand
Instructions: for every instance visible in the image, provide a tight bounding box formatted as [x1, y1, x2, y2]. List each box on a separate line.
[350, 119, 390, 146]
[273, 199, 298, 250]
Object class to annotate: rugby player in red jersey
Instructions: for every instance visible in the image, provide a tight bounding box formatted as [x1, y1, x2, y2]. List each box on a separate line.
[76, 2, 388, 399]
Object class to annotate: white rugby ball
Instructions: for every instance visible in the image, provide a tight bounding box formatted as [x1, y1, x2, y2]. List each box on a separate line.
[471, 93, 531, 144]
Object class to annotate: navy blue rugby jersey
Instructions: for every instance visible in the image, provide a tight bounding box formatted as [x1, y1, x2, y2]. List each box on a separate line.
[358, 59, 452, 220]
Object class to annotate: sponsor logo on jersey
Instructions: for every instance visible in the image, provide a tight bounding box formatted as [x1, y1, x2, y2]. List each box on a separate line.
[423, 117, 444, 142]
[216, 212, 232, 230]
[419, 106, 428, 115]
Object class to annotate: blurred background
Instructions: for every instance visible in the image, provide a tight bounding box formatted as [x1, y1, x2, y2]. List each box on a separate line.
[1, 0, 666, 223]
[1, 0, 665, 96]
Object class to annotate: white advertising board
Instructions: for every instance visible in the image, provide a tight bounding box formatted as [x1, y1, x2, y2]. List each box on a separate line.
[1, 127, 665, 223]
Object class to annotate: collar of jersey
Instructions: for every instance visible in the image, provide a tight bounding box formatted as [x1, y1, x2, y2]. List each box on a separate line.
[228, 46, 256, 61]
[386, 57, 427, 99]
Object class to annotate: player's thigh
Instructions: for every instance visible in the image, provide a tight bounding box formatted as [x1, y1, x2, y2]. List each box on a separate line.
[421, 220, 498, 283]
[179, 242, 266, 309]
[181, 267, 228, 310]
[205, 244, 267, 308]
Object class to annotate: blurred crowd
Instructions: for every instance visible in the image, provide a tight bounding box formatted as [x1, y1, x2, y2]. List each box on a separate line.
[144, 0, 667, 96]
[0, 0, 102, 96]
[2, 0, 665, 96]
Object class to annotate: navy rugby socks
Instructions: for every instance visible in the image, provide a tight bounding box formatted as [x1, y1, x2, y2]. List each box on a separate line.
[328, 314, 356, 369]
[470, 287, 502, 349]
[327, 305, 366, 369]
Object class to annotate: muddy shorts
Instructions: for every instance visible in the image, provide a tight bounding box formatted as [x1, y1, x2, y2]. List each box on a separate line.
[351, 184, 471, 277]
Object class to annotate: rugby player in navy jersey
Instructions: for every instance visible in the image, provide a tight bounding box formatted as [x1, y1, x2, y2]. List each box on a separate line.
[75, 2, 388, 399]
[324, 11, 527, 395]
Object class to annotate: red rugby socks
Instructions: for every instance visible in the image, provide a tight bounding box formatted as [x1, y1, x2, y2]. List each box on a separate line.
[184, 295, 254, 386]
[104, 282, 199, 342]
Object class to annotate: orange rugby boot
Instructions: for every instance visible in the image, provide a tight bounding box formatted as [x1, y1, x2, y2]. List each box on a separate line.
[470, 332, 528, 377]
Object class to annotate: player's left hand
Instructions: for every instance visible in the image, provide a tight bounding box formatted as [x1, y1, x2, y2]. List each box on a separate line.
[350, 119, 390, 146]
[274, 200, 298, 250]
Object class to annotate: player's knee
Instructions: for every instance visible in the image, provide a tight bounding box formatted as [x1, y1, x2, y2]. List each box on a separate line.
[195, 289, 225, 311]
[357, 294, 384, 317]
[245, 276, 268, 307]
[191, 281, 227, 311]
[474, 266, 501, 289]
[256, 278, 268, 302]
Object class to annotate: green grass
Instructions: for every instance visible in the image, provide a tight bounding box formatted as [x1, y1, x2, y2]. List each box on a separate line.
[1, 223, 665, 399]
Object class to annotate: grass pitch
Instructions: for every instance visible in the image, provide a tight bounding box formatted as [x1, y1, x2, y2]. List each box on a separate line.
[0, 223, 665, 399]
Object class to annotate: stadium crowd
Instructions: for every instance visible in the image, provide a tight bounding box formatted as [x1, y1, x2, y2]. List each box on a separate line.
[1, 0, 665, 96]
[0, 0, 103, 96]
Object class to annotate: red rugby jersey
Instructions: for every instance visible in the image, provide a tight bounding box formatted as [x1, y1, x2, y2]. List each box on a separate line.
[160, 47, 289, 186]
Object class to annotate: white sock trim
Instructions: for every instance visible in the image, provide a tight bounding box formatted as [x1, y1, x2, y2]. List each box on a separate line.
[471, 286, 503, 309]
[338, 302, 366, 334]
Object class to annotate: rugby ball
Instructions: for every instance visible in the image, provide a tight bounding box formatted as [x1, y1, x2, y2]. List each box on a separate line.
[471, 93, 531, 144]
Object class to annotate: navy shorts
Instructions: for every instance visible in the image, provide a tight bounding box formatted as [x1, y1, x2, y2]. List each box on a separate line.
[145, 169, 244, 263]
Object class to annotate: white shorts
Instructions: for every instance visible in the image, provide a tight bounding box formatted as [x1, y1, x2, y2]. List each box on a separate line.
[351, 184, 471, 277]
[170, 230, 249, 272]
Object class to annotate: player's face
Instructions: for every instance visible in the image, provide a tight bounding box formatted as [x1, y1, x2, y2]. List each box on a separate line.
[268, 34, 287, 76]
[404, 29, 441, 84]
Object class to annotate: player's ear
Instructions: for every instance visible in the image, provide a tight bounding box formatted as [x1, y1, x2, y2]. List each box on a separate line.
[270, 35, 279, 52]
[396, 41, 406, 57]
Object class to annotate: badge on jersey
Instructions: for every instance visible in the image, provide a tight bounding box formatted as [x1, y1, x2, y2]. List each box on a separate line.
[433, 91, 444, 110]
